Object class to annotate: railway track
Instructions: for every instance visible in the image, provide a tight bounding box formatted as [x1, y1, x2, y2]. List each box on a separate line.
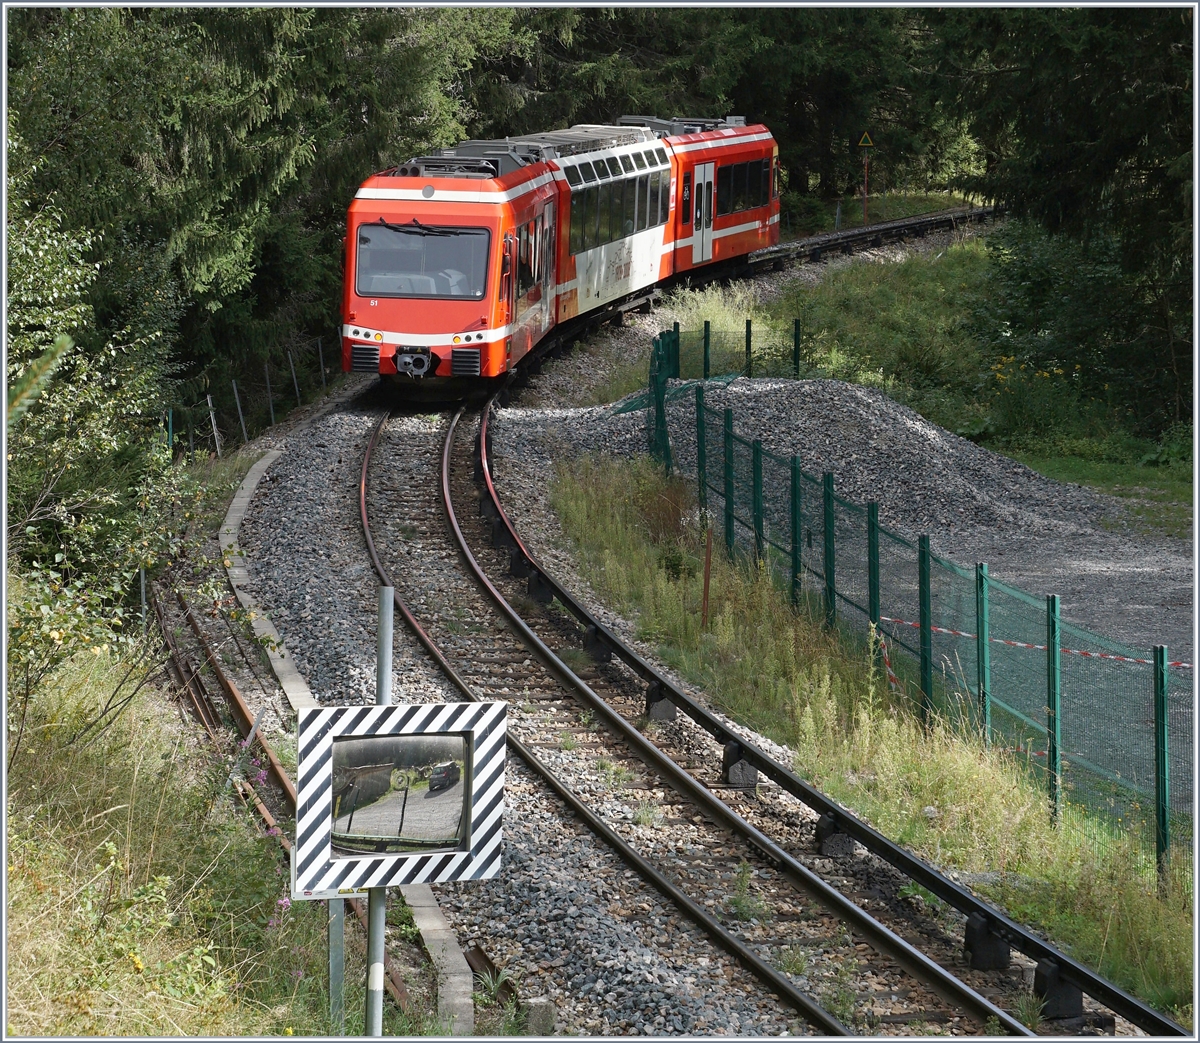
[361, 405, 1045, 1035]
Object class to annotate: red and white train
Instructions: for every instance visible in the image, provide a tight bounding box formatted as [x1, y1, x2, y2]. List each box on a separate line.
[341, 115, 779, 392]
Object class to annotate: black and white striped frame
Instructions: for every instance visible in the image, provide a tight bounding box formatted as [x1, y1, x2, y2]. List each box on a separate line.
[294, 702, 506, 895]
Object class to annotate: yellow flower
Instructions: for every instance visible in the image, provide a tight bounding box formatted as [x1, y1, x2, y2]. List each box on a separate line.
[129, 952, 145, 973]
[284, 1029, 294, 1036]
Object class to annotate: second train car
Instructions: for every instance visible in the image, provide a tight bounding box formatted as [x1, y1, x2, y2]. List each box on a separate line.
[341, 115, 780, 393]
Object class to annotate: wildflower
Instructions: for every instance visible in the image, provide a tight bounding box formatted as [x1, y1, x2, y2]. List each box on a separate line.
[266, 826, 281, 837]
[129, 952, 145, 973]
[277, 897, 291, 910]
[285, 1029, 294, 1036]
[255, 770, 268, 786]
[292, 969, 305, 981]
[251, 757, 261, 768]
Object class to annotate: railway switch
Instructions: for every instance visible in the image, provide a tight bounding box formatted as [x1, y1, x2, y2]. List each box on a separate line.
[964, 912, 1010, 970]
[722, 741, 759, 788]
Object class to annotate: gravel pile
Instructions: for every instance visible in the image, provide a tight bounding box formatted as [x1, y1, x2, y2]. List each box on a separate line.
[491, 375, 1193, 664]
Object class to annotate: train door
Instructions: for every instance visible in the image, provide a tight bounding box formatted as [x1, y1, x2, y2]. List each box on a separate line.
[691, 162, 715, 264]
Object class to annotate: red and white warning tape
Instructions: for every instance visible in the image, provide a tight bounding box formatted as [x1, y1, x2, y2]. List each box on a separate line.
[875, 632, 900, 692]
[879, 616, 1192, 669]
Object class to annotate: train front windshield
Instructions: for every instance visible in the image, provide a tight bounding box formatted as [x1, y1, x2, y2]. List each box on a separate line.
[356, 221, 490, 300]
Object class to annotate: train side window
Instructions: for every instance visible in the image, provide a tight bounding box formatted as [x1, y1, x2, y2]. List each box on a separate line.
[716, 165, 733, 217]
[746, 159, 760, 209]
[732, 162, 748, 212]
[636, 174, 650, 232]
[620, 154, 635, 175]
[570, 192, 584, 255]
[660, 170, 671, 225]
[760, 160, 771, 206]
[623, 176, 637, 236]
[581, 185, 598, 251]
[654, 147, 668, 165]
[695, 175, 704, 226]
[609, 180, 625, 242]
[681, 172, 691, 225]
[632, 151, 647, 171]
[564, 166, 582, 187]
[773, 158, 780, 198]
[596, 182, 611, 245]
[517, 223, 534, 296]
[579, 161, 597, 183]
[606, 157, 622, 179]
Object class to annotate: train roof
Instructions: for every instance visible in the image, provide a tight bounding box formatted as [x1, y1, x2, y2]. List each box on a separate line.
[387, 116, 757, 180]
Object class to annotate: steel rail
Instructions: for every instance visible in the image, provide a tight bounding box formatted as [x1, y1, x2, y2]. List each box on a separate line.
[475, 403, 1188, 1037]
[359, 408, 850, 1035]
[462, 404, 1032, 1036]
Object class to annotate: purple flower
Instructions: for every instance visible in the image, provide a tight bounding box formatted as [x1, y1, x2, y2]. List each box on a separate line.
[251, 757, 261, 768]
[277, 897, 291, 910]
[255, 770, 268, 785]
[292, 969, 305, 981]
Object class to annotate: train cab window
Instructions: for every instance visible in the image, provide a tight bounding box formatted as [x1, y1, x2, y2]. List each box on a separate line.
[716, 165, 732, 217]
[578, 161, 598, 183]
[636, 174, 650, 232]
[654, 147, 668, 165]
[356, 223, 490, 300]
[632, 151, 647, 171]
[620, 154, 635, 174]
[564, 165, 582, 187]
[681, 172, 692, 225]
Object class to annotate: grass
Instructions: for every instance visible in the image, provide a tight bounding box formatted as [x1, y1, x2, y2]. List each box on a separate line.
[781, 190, 980, 240]
[549, 453, 1193, 1025]
[6, 445, 440, 1037]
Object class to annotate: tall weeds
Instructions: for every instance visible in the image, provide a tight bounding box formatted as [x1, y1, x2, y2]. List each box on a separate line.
[550, 454, 1193, 1025]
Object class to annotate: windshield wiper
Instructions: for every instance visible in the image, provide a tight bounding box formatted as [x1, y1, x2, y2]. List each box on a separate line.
[374, 217, 473, 237]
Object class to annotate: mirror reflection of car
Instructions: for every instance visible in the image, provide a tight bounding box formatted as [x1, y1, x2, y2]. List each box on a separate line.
[428, 761, 460, 792]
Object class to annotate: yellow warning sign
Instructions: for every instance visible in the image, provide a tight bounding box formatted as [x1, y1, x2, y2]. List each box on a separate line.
[858, 132, 874, 147]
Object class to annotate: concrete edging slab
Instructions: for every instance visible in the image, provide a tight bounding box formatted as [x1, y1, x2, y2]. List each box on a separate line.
[219, 433, 476, 1035]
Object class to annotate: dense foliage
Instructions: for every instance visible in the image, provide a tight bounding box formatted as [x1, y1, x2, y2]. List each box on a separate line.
[5, 8, 1191, 620]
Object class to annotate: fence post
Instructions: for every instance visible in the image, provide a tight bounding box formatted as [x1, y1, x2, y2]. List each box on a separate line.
[329, 898, 345, 1033]
[703, 320, 711, 380]
[672, 322, 680, 379]
[752, 440, 764, 563]
[1154, 645, 1170, 883]
[745, 318, 753, 377]
[232, 379, 249, 443]
[317, 336, 327, 393]
[790, 456, 802, 607]
[206, 393, 223, 458]
[1046, 593, 1062, 824]
[264, 362, 275, 425]
[918, 535, 932, 723]
[793, 318, 801, 378]
[822, 473, 835, 628]
[976, 563, 991, 745]
[651, 338, 670, 474]
[695, 385, 707, 519]
[723, 409, 735, 559]
[288, 349, 302, 407]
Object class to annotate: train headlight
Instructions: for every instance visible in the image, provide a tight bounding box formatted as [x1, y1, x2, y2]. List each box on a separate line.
[453, 336, 462, 344]
[374, 333, 382, 341]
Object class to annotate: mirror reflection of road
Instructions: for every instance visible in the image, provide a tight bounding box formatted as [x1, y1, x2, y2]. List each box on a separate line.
[334, 777, 465, 844]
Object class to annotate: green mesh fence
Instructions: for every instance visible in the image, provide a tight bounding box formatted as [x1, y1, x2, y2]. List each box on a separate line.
[639, 327, 1193, 879]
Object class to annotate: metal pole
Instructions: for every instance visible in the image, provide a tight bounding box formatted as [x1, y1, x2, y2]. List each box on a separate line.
[365, 585, 394, 1036]
[751, 440, 764, 564]
[918, 535, 932, 724]
[745, 319, 752, 378]
[703, 320, 711, 380]
[1046, 594, 1061, 824]
[822, 473, 836, 629]
[793, 318, 801, 378]
[206, 394, 222, 458]
[976, 563, 991, 746]
[317, 336, 327, 393]
[329, 899, 345, 1034]
[265, 362, 275, 426]
[723, 409, 735, 560]
[695, 385, 707, 519]
[288, 350, 302, 407]
[232, 379, 248, 444]
[789, 456, 802, 607]
[1154, 645, 1170, 885]
[867, 503, 880, 629]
